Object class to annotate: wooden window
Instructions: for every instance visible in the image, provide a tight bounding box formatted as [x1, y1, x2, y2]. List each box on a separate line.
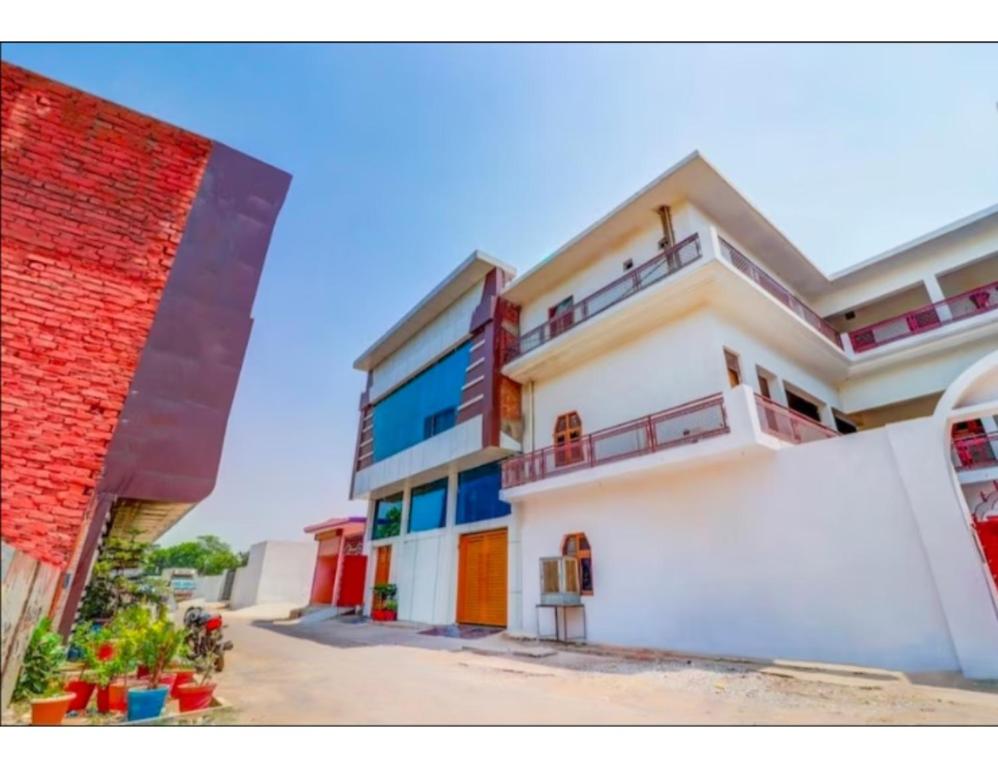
[724, 349, 742, 387]
[562, 532, 593, 595]
[553, 411, 583, 466]
[548, 296, 575, 337]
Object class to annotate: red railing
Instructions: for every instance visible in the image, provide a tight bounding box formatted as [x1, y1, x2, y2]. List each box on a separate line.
[754, 393, 839, 444]
[503, 234, 702, 364]
[719, 238, 843, 349]
[500, 393, 728, 489]
[953, 433, 998, 472]
[849, 281, 998, 353]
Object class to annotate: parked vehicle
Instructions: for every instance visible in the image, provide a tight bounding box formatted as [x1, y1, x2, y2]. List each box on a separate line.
[183, 606, 233, 672]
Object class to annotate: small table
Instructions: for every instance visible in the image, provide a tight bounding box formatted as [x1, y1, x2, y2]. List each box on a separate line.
[536, 603, 587, 643]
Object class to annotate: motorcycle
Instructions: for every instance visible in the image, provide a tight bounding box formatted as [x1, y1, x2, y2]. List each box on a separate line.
[184, 606, 233, 672]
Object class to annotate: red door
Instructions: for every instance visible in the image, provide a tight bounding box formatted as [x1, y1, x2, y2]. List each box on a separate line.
[974, 519, 998, 591]
[337, 554, 367, 607]
[310, 555, 337, 604]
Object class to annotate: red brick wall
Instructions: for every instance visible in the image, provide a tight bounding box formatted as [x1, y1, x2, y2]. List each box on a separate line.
[0, 62, 212, 568]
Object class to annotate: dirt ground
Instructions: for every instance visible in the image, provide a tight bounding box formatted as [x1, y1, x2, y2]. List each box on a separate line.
[214, 609, 998, 725]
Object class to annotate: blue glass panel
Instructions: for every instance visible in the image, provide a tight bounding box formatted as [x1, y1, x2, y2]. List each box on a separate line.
[456, 461, 510, 525]
[372, 342, 471, 461]
[372, 494, 403, 540]
[408, 478, 448, 532]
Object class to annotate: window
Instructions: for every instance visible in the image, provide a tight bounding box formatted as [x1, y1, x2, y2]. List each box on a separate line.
[724, 349, 741, 387]
[562, 532, 593, 595]
[456, 461, 510, 525]
[548, 296, 575, 337]
[553, 411, 584, 466]
[833, 410, 858, 435]
[785, 388, 821, 422]
[424, 407, 456, 439]
[372, 341, 471, 461]
[372, 494, 403, 540]
[408, 478, 448, 533]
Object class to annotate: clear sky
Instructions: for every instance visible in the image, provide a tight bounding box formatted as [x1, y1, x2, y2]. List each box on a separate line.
[4, 43, 996, 550]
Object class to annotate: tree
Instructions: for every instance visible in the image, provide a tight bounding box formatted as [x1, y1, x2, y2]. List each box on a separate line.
[150, 535, 242, 576]
[78, 535, 169, 622]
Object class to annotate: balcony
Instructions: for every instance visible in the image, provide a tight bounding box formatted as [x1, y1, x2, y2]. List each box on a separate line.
[952, 432, 998, 473]
[500, 393, 728, 489]
[754, 393, 839, 444]
[849, 281, 998, 353]
[503, 234, 703, 365]
[719, 238, 843, 349]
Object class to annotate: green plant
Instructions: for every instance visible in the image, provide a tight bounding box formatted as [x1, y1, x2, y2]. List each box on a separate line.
[372, 583, 397, 600]
[13, 618, 67, 702]
[383, 598, 398, 612]
[149, 535, 243, 576]
[135, 610, 187, 689]
[69, 622, 109, 682]
[78, 535, 169, 621]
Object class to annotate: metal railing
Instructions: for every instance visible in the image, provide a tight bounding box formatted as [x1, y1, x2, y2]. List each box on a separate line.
[953, 432, 998, 473]
[754, 393, 839, 444]
[719, 238, 843, 349]
[503, 234, 702, 364]
[849, 281, 998, 353]
[500, 393, 728, 489]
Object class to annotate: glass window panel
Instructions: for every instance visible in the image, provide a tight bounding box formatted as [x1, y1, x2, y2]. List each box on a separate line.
[372, 494, 403, 540]
[408, 478, 448, 533]
[456, 461, 510, 525]
[372, 342, 471, 461]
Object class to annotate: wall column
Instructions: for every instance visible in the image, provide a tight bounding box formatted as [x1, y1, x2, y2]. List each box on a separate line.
[925, 276, 953, 321]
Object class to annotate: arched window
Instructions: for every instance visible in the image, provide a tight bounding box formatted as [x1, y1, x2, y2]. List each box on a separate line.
[562, 532, 593, 595]
[553, 411, 583, 466]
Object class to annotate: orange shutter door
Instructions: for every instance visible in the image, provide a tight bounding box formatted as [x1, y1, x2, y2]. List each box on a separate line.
[457, 529, 507, 627]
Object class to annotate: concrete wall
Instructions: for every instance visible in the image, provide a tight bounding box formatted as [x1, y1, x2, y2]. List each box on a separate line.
[193, 573, 228, 602]
[229, 540, 318, 609]
[516, 417, 997, 674]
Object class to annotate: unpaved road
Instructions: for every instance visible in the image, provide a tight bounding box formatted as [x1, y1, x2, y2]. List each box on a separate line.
[217, 613, 998, 725]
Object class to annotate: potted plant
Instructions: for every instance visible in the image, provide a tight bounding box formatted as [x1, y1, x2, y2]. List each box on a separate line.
[126, 610, 186, 721]
[13, 618, 74, 725]
[63, 622, 106, 712]
[95, 604, 144, 713]
[371, 583, 398, 621]
[174, 645, 220, 713]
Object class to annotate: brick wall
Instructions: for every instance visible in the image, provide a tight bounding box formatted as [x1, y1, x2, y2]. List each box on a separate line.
[0, 62, 212, 568]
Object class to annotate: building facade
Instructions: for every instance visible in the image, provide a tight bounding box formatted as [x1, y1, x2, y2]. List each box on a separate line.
[0, 62, 290, 705]
[350, 152, 998, 678]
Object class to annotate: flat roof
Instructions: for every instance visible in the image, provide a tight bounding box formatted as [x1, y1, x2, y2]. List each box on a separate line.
[353, 250, 515, 372]
[828, 203, 998, 283]
[303, 516, 367, 535]
[502, 150, 832, 304]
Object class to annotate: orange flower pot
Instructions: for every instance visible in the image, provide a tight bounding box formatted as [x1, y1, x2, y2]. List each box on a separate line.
[30, 693, 74, 725]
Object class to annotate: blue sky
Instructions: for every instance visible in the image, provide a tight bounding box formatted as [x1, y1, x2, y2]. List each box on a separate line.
[4, 43, 996, 550]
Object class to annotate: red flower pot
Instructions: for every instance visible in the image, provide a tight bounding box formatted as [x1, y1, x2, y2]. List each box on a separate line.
[136, 665, 150, 678]
[175, 682, 216, 713]
[64, 679, 95, 712]
[30, 693, 75, 725]
[170, 670, 195, 698]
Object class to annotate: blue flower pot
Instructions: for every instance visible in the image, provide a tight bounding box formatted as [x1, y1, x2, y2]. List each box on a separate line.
[127, 686, 169, 722]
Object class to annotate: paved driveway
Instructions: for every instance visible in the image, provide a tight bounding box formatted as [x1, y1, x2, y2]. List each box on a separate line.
[216, 611, 998, 725]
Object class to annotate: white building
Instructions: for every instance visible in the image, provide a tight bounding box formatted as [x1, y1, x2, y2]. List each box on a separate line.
[351, 151, 998, 677]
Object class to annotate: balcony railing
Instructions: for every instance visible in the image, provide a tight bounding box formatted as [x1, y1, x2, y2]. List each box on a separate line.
[755, 393, 839, 444]
[953, 433, 998, 473]
[719, 238, 844, 349]
[503, 234, 702, 364]
[500, 393, 728, 489]
[849, 281, 998, 353]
